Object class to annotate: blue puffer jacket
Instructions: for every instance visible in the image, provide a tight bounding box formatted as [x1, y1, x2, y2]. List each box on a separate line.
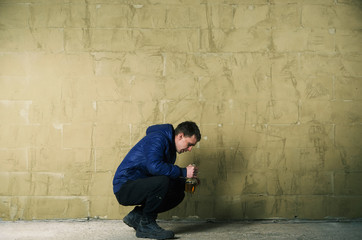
[113, 124, 187, 194]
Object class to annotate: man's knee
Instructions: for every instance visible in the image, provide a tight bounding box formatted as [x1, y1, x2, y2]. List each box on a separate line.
[178, 190, 185, 202]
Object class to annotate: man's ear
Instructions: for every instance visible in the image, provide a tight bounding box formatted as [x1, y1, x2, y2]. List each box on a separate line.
[177, 132, 184, 140]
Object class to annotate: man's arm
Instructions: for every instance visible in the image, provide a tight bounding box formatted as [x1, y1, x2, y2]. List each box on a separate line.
[144, 135, 183, 178]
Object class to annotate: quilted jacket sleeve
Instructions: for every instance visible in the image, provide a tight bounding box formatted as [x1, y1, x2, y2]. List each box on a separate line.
[144, 133, 183, 178]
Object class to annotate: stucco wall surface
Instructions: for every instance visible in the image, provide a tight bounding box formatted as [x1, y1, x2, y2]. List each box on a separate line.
[0, 0, 361, 221]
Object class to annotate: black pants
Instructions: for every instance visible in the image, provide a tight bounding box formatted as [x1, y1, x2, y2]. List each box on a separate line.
[115, 176, 185, 218]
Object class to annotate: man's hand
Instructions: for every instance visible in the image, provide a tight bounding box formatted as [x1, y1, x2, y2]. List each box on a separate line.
[186, 164, 198, 178]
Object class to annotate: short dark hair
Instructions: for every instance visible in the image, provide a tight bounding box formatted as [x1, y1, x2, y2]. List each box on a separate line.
[175, 121, 201, 142]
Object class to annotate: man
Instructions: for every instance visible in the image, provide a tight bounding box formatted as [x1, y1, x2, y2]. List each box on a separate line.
[113, 121, 201, 239]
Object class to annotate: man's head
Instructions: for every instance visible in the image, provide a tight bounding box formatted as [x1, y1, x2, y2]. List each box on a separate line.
[174, 121, 201, 154]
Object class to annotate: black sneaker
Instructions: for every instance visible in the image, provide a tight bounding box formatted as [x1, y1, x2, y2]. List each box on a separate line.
[136, 216, 174, 239]
[123, 207, 142, 230]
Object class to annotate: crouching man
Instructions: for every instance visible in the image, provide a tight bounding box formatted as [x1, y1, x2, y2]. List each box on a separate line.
[113, 121, 201, 239]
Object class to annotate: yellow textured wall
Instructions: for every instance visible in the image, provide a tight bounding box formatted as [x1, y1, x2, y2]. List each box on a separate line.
[0, 0, 361, 221]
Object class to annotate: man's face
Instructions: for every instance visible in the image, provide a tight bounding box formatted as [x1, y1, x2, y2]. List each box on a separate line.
[175, 133, 198, 154]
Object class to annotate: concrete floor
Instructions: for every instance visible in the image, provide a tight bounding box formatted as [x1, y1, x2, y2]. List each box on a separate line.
[1, 219, 362, 240]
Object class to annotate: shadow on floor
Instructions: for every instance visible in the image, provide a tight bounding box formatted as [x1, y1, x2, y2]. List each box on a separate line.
[169, 221, 232, 234]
